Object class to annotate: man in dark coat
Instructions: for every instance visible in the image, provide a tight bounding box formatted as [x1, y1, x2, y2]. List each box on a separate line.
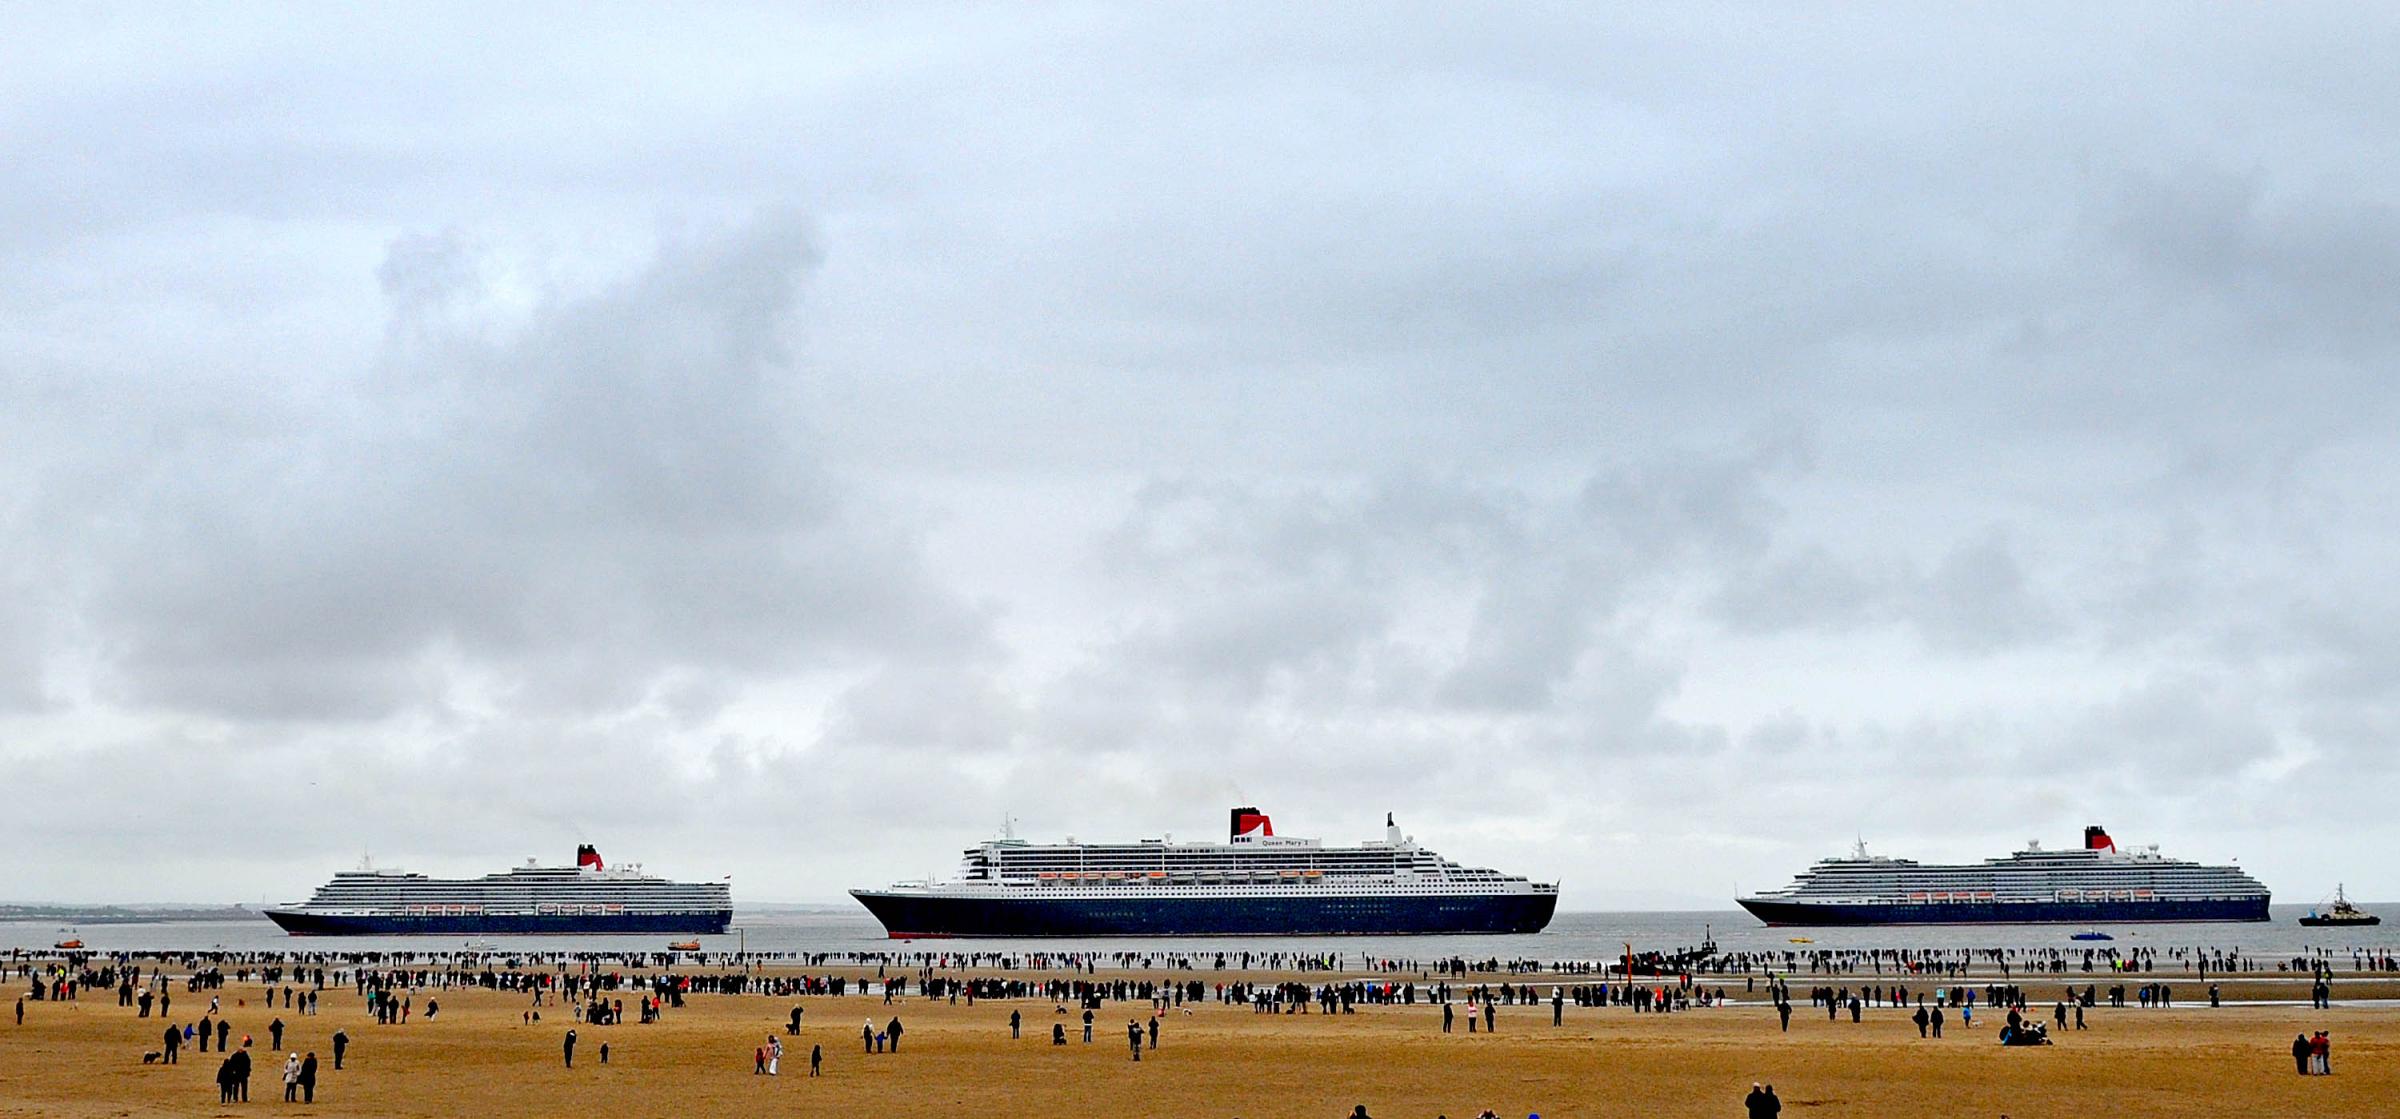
[563, 1028, 577, 1068]
[2292, 1032, 2311, 1074]
[887, 1017, 903, 1052]
[332, 1029, 348, 1069]
[269, 1017, 284, 1051]
[227, 1046, 251, 1101]
[162, 1023, 182, 1063]
[298, 1052, 317, 1103]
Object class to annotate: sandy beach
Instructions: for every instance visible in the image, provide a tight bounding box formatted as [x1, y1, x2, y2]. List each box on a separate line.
[4, 962, 2393, 1119]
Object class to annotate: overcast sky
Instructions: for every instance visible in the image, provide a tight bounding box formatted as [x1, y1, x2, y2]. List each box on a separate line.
[4, 5, 2396, 908]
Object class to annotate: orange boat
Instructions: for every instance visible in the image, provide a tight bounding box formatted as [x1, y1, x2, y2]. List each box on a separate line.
[667, 940, 700, 951]
[54, 939, 84, 950]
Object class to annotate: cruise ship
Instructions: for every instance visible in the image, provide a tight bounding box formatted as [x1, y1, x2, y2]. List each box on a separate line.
[1737, 826, 2270, 926]
[264, 847, 732, 936]
[850, 809, 1558, 937]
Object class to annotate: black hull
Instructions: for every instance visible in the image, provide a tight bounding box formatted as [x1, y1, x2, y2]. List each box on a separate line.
[263, 909, 732, 936]
[1737, 896, 2271, 927]
[2298, 916, 2381, 927]
[849, 891, 1557, 938]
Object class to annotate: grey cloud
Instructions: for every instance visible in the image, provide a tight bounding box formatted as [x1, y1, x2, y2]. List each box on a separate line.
[3, 7, 2399, 903]
[45, 214, 984, 722]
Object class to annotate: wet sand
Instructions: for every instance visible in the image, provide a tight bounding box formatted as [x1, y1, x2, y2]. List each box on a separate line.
[3, 969, 2392, 1118]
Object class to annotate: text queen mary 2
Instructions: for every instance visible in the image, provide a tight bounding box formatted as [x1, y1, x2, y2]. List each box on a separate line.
[848, 809, 1559, 938]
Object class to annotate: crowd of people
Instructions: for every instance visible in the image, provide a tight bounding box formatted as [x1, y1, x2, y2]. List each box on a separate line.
[2, 937, 2376, 1112]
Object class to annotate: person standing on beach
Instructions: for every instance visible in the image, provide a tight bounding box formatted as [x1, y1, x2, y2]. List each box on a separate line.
[1775, 1000, 1791, 1033]
[1128, 1019, 1142, 1061]
[1443, 1003, 1454, 1033]
[811, 1043, 822, 1075]
[229, 1045, 251, 1101]
[217, 1020, 231, 1051]
[331, 1029, 347, 1070]
[1912, 1004, 1928, 1038]
[887, 1017, 904, 1052]
[162, 1023, 183, 1064]
[1483, 1001, 1495, 1033]
[2291, 1032, 2310, 1075]
[270, 1017, 284, 1051]
[1553, 987, 1563, 1026]
[564, 1028, 577, 1068]
[298, 1052, 317, 1103]
[282, 1053, 300, 1101]
[2312, 1031, 2330, 1074]
[14, 997, 22, 1026]
[1010, 1009, 1021, 1039]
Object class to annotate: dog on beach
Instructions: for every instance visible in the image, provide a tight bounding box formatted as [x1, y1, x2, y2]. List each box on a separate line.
[141, 1052, 161, 1064]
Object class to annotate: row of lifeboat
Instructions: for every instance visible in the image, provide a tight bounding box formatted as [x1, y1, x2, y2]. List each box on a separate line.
[2056, 889, 2155, 901]
[1034, 869, 1326, 883]
[1907, 891, 1998, 902]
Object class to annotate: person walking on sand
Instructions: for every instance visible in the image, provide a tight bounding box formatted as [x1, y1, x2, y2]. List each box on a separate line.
[811, 1043, 822, 1076]
[863, 1020, 875, 1053]
[770, 1035, 782, 1075]
[331, 1029, 347, 1070]
[887, 1017, 903, 1053]
[1128, 1019, 1143, 1061]
[1775, 1000, 1792, 1033]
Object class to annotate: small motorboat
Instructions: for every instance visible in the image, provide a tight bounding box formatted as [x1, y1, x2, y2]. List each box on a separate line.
[2298, 885, 2381, 927]
[667, 940, 702, 952]
[53, 938, 84, 951]
[1787, 937, 1814, 944]
[2070, 930, 2113, 942]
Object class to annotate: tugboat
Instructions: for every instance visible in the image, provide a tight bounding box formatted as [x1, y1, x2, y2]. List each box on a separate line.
[2298, 885, 2381, 927]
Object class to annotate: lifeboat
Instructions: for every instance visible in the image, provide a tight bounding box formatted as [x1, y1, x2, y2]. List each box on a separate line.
[1147, 872, 1167, 879]
[1302, 870, 1324, 878]
[53, 939, 83, 951]
[667, 940, 701, 952]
